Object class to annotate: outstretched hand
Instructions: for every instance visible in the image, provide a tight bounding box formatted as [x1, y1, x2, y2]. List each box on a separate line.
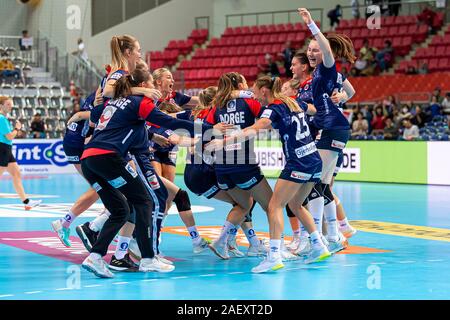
[298, 8, 313, 25]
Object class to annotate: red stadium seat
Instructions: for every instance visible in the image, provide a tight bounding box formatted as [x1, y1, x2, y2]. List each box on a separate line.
[388, 26, 399, 37]
[438, 58, 449, 71]
[431, 35, 444, 47]
[285, 23, 294, 32]
[250, 25, 259, 34]
[356, 18, 366, 28]
[385, 16, 396, 26]
[429, 58, 439, 71]
[444, 34, 450, 44]
[404, 16, 417, 25]
[234, 27, 243, 36]
[267, 25, 277, 34]
[339, 20, 349, 28]
[275, 24, 286, 33]
[242, 26, 251, 34]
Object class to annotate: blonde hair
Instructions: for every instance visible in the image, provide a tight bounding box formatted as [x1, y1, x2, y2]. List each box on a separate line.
[287, 79, 301, 91]
[110, 35, 138, 72]
[214, 72, 244, 109]
[255, 76, 301, 113]
[193, 86, 217, 119]
[152, 68, 171, 88]
[326, 33, 356, 64]
[0, 96, 12, 113]
[159, 101, 183, 114]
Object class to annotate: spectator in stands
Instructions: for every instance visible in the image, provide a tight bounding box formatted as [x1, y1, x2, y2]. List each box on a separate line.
[279, 41, 294, 78]
[351, 0, 360, 19]
[388, 0, 401, 16]
[371, 106, 386, 135]
[258, 54, 280, 77]
[432, 87, 443, 103]
[410, 105, 426, 128]
[15, 129, 26, 139]
[442, 92, 450, 115]
[0, 55, 20, 80]
[417, 5, 438, 33]
[427, 96, 442, 118]
[30, 113, 46, 139]
[76, 38, 89, 63]
[356, 39, 377, 76]
[361, 105, 374, 132]
[68, 101, 81, 121]
[352, 112, 369, 137]
[417, 62, 428, 74]
[406, 65, 418, 75]
[19, 30, 33, 51]
[382, 95, 397, 116]
[376, 40, 394, 72]
[401, 119, 419, 140]
[327, 5, 343, 30]
[398, 103, 413, 122]
[383, 117, 399, 140]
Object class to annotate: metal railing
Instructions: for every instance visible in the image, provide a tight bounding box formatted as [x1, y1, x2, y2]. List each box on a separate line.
[225, 8, 324, 28]
[0, 35, 39, 66]
[195, 16, 210, 39]
[339, 0, 449, 22]
[36, 32, 102, 94]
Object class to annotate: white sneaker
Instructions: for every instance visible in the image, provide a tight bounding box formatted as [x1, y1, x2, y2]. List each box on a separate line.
[227, 238, 245, 258]
[25, 199, 42, 211]
[251, 257, 284, 273]
[156, 254, 173, 265]
[139, 258, 175, 273]
[247, 240, 269, 257]
[286, 236, 301, 251]
[128, 238, 141, 261]
[327, 232, 348, 254]
[340, 224, 357, 238]
[281, 245, 299, 261]
[51, 219, 71, 247]
[321, 234, 329, 247]
[294, 237, 311, 257]
[208, 240, 230, 260]
[82, 255, 114, 278]
[304, 244, 332, 264]
[193, 237, 211, 254]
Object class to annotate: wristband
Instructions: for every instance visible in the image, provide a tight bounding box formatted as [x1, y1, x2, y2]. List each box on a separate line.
[238, 90, 254, 99]
[307, 21, 320, 36]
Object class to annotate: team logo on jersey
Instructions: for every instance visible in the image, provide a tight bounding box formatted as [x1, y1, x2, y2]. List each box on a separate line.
[66, 155, 80, 162]
[227, 100, 236, 113]
[290, 171, 312, 181]
[261, 109, 273, 119]
[331, 140, 346, 150]
[67, 122, 78, 132]
[125, 163, 138, 178]
[303, 84, 310, 91]
[97, 106, 117, 131]
[147, 174, 160, 190]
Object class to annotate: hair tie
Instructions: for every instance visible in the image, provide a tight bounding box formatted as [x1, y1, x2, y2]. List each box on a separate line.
[270, 76, 277, 89]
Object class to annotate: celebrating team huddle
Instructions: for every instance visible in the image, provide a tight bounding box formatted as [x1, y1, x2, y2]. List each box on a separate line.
[51, 8, 359, 278]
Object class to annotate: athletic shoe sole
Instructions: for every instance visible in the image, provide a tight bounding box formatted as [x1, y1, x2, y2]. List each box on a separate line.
[208, 244, 229, 260]
[305, 252, 332, 264]
[51, 222, 71, 248]
[108, 265, 138, 272]
[252, 263, 284, 274]
[81, 263, 114, 278]
[342, 230, 357, 239]
[76, 225, 93, 252]
[128, 249, 142, 262]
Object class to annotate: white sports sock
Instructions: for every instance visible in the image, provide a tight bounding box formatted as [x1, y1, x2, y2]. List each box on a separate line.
[310, 231, 324, 249]
[300, 225, 309, 239]
[115, 236, 131, 260]
[187, 226, 202, 246]
[89, 212, 110, 232]
[62, 210, 76, 228]
[243, 227, 260, 247]
[307, 197, 325, 234]
[324, 200, 339, 240]
[269, 239, 281, 260]
[339, 218, 350, 228]
[217, 221, 236, 244]
[89, 252, 101, 260]
[293, 228, 301, 238]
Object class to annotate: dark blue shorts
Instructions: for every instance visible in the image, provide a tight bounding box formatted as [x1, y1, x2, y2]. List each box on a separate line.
[216, 166, 264, 191]
[333, 152, 344, 177]
[184, 164, 220, 199]
[63, 141, 84, 164]
[279, 162, 322, 184]
[150, 150, 177, 167]
[316, 129, 350, 153]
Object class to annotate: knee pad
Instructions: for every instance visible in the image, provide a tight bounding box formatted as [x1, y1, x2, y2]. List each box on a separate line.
[322, 184, 334, 206]
[173, 189, 191, 212]
[243, 212, 252, 223]
[127, 205, 136, 224]
[307, 183, 323, 202]
[286, 204, 296, 218]
[248, 199, 257, 216]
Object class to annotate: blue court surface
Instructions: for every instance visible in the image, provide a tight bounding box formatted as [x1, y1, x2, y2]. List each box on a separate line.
[0, 174, 449, 300]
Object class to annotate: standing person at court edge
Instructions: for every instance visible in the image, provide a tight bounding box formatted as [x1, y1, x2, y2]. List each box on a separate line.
[0, 97, 41, 210]
[298, 8, 356, 251]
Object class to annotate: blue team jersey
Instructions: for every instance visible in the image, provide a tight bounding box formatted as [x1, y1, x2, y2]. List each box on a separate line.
[311, 63, 350, 130]
[297, 77, 319, 140]
[63, 91, 96, 146]
[147, 124, 179, 153]
[84, 96, 208, 159]
[260, 100, 322, 172]
[206, 98, 262, 173]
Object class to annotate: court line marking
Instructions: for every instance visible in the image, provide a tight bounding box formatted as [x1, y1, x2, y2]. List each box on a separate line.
[141, 279, 158, 282]
[199, 274, 216, 277]
[84, 285, 102, 288]
[399, 261, 416, 264]
[0, 295, 14, 298]
[25, 291, 43, 294]
[55, 288, 73, 291]
[426, 259, 443, 262]
[343, 264, 359, 267]
[112, 282, 129, 285]
[170, 276, 188, 279]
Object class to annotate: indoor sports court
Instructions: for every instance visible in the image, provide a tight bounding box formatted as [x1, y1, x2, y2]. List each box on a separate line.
[1, 0, 450, 302]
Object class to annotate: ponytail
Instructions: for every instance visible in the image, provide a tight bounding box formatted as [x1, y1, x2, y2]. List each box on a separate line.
[254, 76, 301, 113]
[293, 51, 314, 74]
[326, 33, 356, 64]
[110, 35, 138, 72]
[113, 67, 150, 99]
[193, 86, 217, 119]
[214, 72, 244, 109]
